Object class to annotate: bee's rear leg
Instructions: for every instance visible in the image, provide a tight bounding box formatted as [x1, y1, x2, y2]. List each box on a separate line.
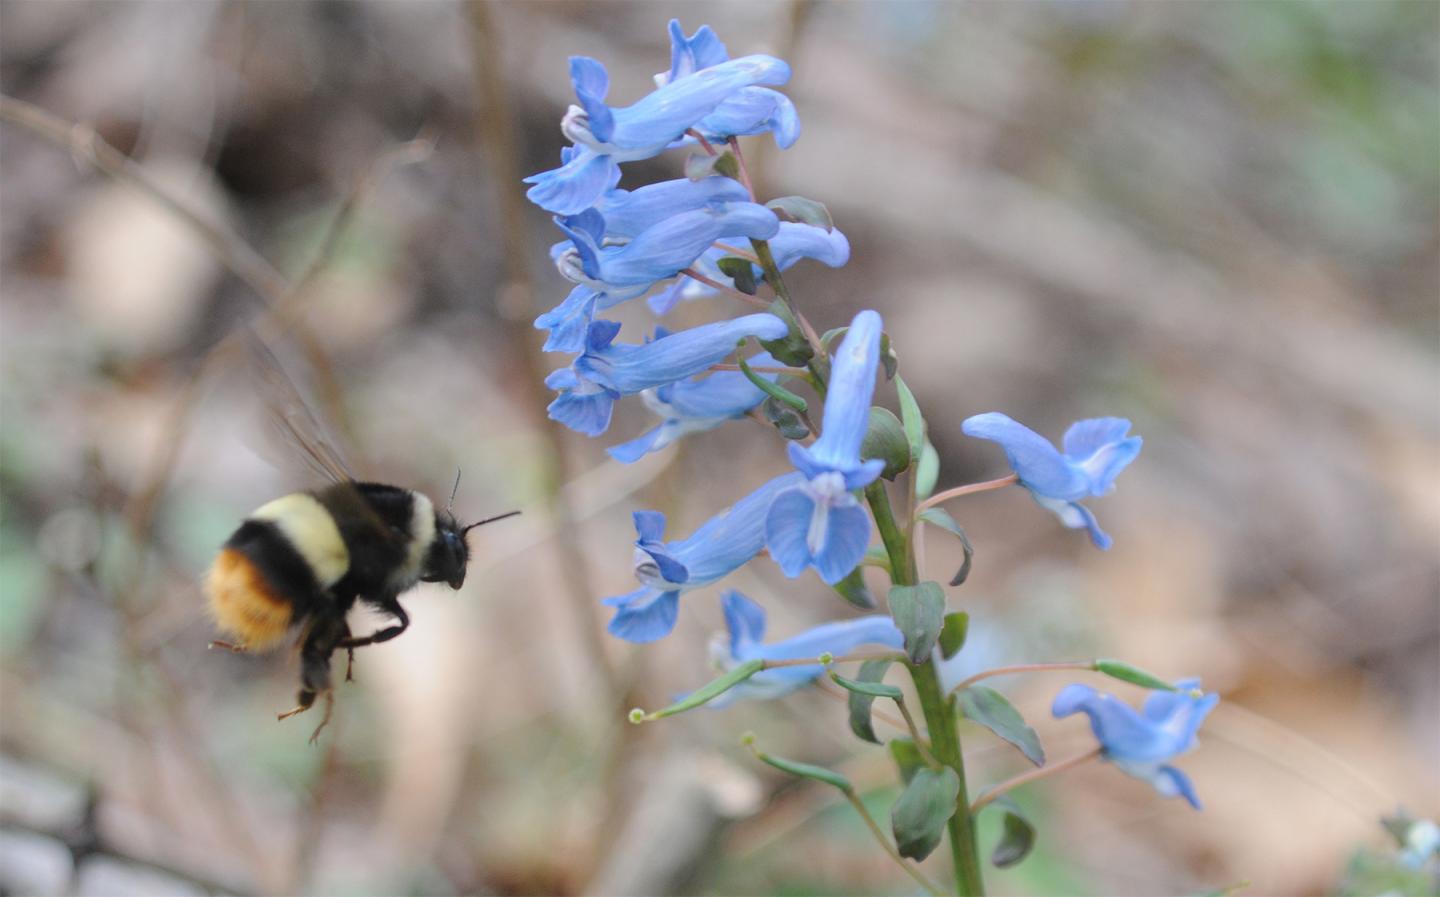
[208, 640, 248, 653]
[278, 614, 344, 741]
[344, 647, 357, 683]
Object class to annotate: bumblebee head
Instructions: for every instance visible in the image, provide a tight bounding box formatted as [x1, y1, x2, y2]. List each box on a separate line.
[421, 513, 470, 590]
[421, 509, 521, 590]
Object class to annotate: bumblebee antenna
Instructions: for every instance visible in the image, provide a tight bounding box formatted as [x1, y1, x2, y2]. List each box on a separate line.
[447, 468, 462, 515]
[462, 510, 521, 535]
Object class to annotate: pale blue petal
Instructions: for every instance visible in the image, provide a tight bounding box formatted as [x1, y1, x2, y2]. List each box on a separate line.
[722, 590, 767, 653]
[535, 285, 599, 353]
[633, 510, 667, 543]
[523, 148, 620, 216]
[1062, 417, 1133, 458]
[1078, 436, 1143, 496]
[569, 57, 615, 141]
[669, 471, 805, 585]
[665, 19, 729, 82]
[813, 501, 871, 584]
[586, 203, 778, 288]
[692, 87, 801, 148]
[962, 412, 1088, 499]
[1154, 765, 1202, 809]
[605, 588, 681, 643]
[764, 487, 816, 578]
[606, 426, 665, 462]
[546, 389, 614, 436]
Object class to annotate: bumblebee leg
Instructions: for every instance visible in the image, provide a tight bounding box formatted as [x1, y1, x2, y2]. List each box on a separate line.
[345, 647, 357, 682]
[308, 691, 335, 744]
[208, 640, 248, 653]
[338, 599, 409, 649]
[279, 613, 345, 728]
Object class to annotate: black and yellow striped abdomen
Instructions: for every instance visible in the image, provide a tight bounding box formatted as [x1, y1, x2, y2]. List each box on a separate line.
[206, 494, 350, 651]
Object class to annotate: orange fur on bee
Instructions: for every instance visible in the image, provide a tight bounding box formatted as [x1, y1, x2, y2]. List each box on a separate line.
[206, 548, 293, 651]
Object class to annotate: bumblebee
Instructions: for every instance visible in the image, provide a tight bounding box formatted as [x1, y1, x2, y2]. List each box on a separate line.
[205, 343, 517, 739]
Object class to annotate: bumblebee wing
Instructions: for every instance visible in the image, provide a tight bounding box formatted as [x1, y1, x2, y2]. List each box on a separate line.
[246, 333, 357, 485]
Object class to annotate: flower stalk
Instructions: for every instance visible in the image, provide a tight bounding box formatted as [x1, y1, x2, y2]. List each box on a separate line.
[867, 479, 985, 896]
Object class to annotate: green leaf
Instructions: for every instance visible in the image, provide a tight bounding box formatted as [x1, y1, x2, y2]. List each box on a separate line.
[984, 795, 1036, 869]
[642, 659, 764, 719]
[879, 332, 898, 380]
[830, 566, 875, 609]
[920, 508, 975, 586]
[715, 256, 757, 295]
[1093, 659, 1179, 692]
[737, 356, 807, 412]
[957, 686, 1046, 766]
[758, 298, 813, 367]
[894, 376, 926, 461]
[915, 441, 940, 500]
[939, 611, 970, 660]
[831, 670, 903, 700]
[820, 327, 897, 379]
[765, 195, 834, 231]
[684, 150, 739, 181]
[888, 582, 946, 664]
[762, 396, 809, 440]
[755, 750, 852, 791]
[846, 659, 894, 744]
[861, 407, 910, 481]
[888, 738, 925, 785]
[890, 766, 961, 861]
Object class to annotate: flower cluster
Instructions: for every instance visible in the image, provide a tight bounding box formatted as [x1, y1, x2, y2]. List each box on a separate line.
[526, 19, 1216, 889]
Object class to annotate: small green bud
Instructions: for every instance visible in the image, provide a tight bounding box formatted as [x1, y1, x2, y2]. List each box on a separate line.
[818, 651, 835, 665]
[740, 731, 756, 747]
[628, 708, 645, 724]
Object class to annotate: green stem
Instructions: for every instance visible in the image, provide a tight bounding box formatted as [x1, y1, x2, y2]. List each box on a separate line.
[867, 480, 985, 897]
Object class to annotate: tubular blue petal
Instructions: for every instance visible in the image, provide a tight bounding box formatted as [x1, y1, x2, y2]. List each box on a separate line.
[523, 149, 620, 216]
[765, 487, 818, 578]
[595, 177, 750, 238]
[802, 310, 882, 478]
[710, 607, 903, 705]
[769, 222, 850, 269]
[603, 55, 792, 149]
[813, 501, 872, 584]
[669, 471, 804, 584]
[692, 87, 801, 148]
[606, 588, 681, 642]
[584, 203, 778, 288]
[575, 313, 787, 395]
[722, 590, 767, 653]
[962, 412, 1087, 499]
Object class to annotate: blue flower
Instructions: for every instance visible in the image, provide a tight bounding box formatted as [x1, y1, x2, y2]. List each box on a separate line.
[547, 314, 789, 436]
[604, 473, 805, 642]
[659, 22, 800, 150]
[608, 352, 780, 462]
[1052, 679, 1219, 809]
[960, 413, 1142, 549]
[765, 310, 886, 584]
[524, 45, 791, 215]
[648, 222, 850, 316]
[703, 591, 904, 707]
[534, 178, 768, 352]
[555, 202, 779, 295]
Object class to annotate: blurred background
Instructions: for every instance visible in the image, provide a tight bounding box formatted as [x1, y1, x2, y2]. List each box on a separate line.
[1, 2, 1436, 895]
